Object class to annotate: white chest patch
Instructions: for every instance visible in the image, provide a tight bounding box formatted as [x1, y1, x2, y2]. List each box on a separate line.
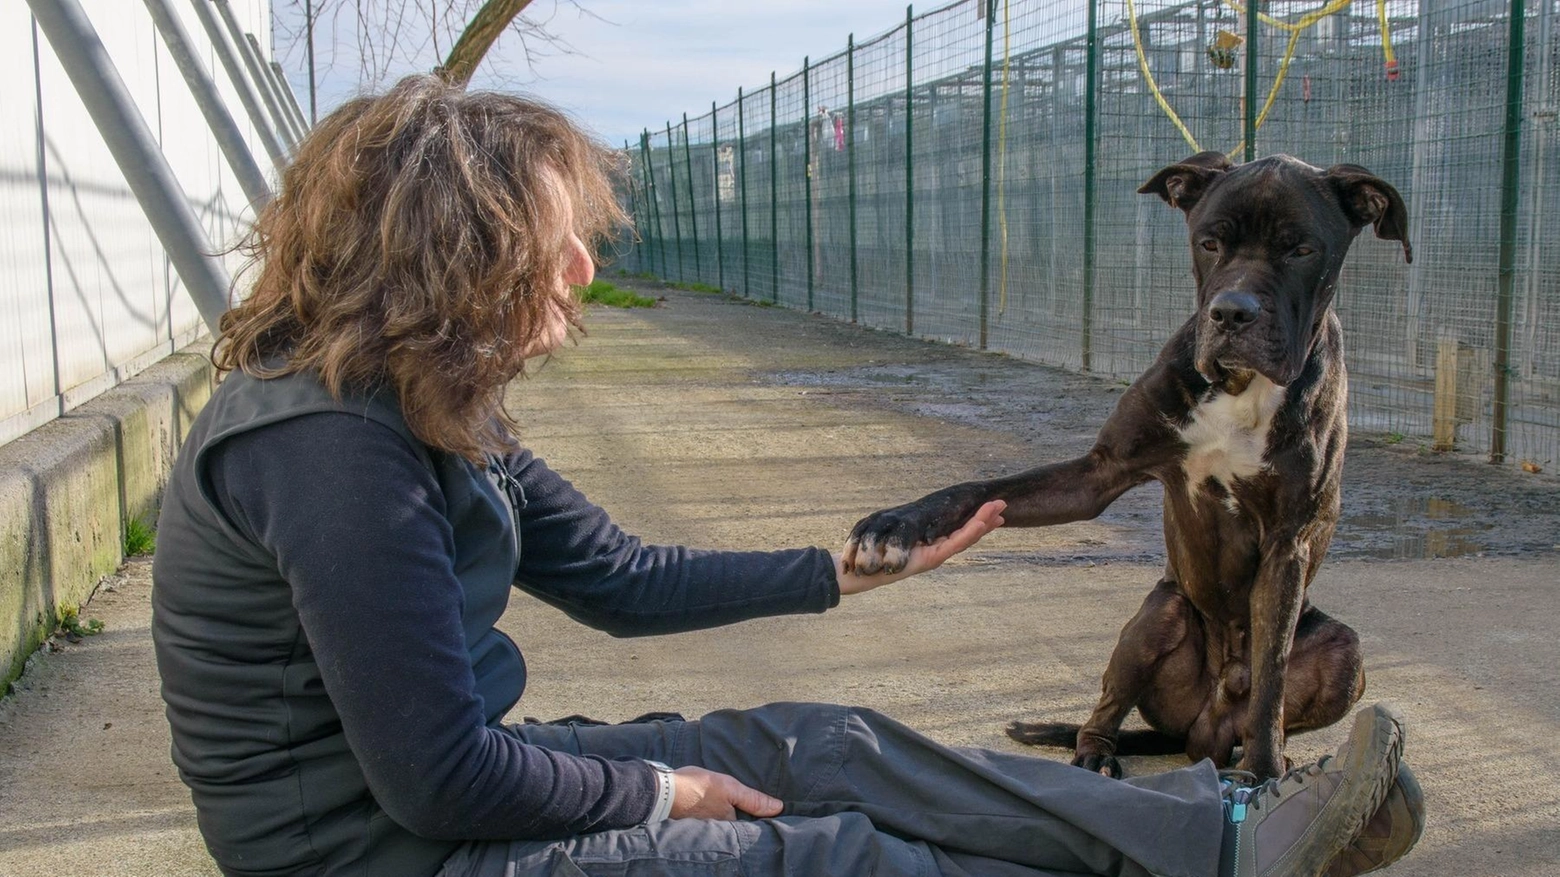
[1177, 375, 1286, 507]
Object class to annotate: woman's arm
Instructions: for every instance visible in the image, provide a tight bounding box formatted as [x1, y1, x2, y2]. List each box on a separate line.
[505, 449, 841, 636]
[503, 451, 1005, 635]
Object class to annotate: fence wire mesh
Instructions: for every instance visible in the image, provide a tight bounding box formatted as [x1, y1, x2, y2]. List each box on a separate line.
[621, 0, 1560, 470]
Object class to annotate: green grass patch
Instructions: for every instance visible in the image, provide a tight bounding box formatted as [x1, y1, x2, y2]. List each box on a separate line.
[675, 282, 724, 294]
[123, 516, 156, 556]
[579, 280, 658, 308]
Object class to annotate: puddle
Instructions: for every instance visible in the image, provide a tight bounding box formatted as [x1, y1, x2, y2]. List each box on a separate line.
[1342, 497, 1492, 559]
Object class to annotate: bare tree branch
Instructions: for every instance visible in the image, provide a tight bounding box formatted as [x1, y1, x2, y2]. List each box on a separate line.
[438, 0, 532, 86]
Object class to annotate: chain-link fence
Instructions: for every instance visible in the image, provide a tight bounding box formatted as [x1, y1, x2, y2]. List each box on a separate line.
[619, 0, 1559, 470]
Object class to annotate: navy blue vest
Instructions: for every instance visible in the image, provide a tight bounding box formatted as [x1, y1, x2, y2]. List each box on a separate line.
[153, 369, 523, 876]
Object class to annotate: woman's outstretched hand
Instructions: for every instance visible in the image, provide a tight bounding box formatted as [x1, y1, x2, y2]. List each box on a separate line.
[833, 500, 1006, 596]
[669, 766, 783, 820]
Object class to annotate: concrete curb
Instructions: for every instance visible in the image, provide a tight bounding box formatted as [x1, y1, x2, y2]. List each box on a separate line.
[0, 343, 214, 689]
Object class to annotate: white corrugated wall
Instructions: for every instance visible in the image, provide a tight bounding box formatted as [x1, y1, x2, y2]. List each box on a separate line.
[0, 1, 277, 446]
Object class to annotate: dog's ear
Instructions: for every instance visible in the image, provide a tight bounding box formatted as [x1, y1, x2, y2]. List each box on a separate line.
[1138, 151, 1233, 213]
[1326, 164, 1413, 264]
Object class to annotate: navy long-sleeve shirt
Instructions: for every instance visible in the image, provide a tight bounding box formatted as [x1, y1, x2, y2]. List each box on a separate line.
[199, 411, 839, 849]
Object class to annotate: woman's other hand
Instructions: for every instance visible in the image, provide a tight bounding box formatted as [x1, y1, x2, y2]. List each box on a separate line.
[668, 766, 783, 820]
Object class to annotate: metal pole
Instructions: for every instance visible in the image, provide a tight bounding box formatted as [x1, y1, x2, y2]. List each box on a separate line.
[683, 113, 700, 283]
[979, 0, 996, 350]
[804, 56, 814, 312]
[712, 102, 725, 292]
[738, 87, 751, 298]
[665, 122, 685, 281]
[1492, 0, 1527, 463]
[249, 34, 304, 143]
[28, 0, 232, 333]
[304, 0, 316, 122]
[141, 0, 270, 209]
[211, 0, 296, 149]
[905, 4, 915, 336]
[848, 33, 859, 323]
[270, 60, 310, 134]
[1082, 0, 1099, 371]
[1244, 0, 1259, 161]
[640, 131, 667, 277]
[770, 71, 779, 304]
[624, 139, 644, 273]
[187, 0, 287, 168]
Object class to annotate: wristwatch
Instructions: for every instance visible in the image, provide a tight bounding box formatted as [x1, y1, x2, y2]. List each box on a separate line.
[644, 760, 676, 823]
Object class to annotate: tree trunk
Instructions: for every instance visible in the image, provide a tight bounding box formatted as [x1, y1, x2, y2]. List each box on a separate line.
[439, 0, 533, 87]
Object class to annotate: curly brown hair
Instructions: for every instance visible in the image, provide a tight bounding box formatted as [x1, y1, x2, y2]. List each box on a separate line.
[215, 75, 627, 461]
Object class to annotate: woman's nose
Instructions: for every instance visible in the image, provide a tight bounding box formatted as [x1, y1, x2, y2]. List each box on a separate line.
[563, 232, 594, 288]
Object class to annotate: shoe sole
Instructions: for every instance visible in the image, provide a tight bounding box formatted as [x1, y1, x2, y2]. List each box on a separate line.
[1325, 762, 1426, 877]
[1275, 702, 1406, 877]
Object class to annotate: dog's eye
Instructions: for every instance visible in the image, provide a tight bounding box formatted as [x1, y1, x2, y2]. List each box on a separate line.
[1292, 246, 1315, 257]
[1200, 240, 1219, 253]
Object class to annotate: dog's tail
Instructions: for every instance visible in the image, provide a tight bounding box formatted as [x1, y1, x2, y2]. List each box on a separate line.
[1005, 721, 1187, 756]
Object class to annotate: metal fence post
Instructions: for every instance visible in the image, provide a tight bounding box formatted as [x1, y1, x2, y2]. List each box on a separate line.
[211, 0, 296, 150]
[1492, 0, 1527, 463]
[1082, 0, 1099, 371]
[1244, 0, 1259, 161]
[187, 0, 287, 168]
[770, 72, 779, 304]
[623, 139, 643, 272]
[905, 4, 915, 335]
[979, 0, 996, 350]
[738, 87, 751, 298]
[804, 56, 814, 312]
[682, 113, 700, 283]
[269, 59, 310, 134]
[141, 0, 271, 209]
[665, 122, 685, 281]
[712, 102, 725, 292]
[640, 131, 667, 277]
[247, 33, 303, 144]
[848, 33, 858, 322]
[28, 0, 232, 333]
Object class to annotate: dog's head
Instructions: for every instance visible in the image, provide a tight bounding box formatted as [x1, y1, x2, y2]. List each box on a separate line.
[1139, 152, 1410, 387]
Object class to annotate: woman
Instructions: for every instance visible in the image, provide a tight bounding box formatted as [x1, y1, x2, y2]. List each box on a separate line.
[152, 76, 1416, 877]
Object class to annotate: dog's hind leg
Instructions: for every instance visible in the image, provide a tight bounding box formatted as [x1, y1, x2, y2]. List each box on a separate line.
[1280, 603, 1366, 737]
[1009, 578, 1206, 778]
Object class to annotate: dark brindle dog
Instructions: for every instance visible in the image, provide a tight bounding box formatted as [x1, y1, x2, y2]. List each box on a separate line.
[843, 152, 1411, 780]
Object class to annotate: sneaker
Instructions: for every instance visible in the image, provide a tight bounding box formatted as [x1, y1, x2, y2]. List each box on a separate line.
[1219, 703, 1406, 877]
[1321, 762, 1425, 876]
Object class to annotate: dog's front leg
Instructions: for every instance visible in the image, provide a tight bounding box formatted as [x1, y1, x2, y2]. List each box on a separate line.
[1241, 538, 1310, 779]
[842, 451, 1144, 575]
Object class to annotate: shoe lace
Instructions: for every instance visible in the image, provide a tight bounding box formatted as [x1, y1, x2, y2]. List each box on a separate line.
[1219, 755, 1333, 816]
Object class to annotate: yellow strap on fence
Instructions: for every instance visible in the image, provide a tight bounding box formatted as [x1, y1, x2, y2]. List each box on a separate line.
[1127, 0, 1391, 158]
[1126, 0, 1203, 152]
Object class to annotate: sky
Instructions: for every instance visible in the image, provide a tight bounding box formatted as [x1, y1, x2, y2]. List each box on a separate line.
[270, 0, 942, 147]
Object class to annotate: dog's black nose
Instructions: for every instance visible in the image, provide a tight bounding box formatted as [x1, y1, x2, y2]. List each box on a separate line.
[1208, 291, 1261, 333]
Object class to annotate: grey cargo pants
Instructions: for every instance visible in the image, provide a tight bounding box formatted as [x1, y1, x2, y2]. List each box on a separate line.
[436, 702, 1224, 877]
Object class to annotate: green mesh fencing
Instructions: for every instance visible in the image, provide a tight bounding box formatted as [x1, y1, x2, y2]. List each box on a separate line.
[619, 0, 1560, 470]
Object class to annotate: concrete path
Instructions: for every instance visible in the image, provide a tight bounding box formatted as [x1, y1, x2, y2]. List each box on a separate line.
[1, 287, 1556, 876]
